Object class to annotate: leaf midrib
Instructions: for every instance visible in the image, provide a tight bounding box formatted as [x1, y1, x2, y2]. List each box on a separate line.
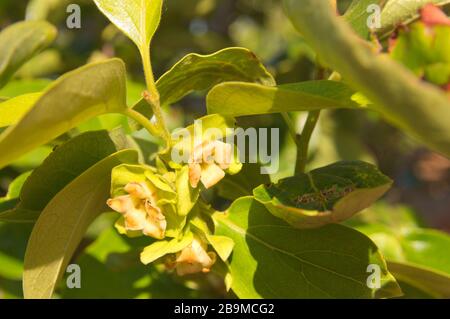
[218, 216, 366, 287]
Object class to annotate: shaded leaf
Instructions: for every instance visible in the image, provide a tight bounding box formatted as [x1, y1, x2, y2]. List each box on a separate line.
[4, 130, 125, 223]
[343, 0, 385, 39]
[0, 21, 57, 88]
[380, 0, 450, 34]
[213, 197, 401, 298]
[157, 47, 275, 106]
[23, 150, 138, 299]
[254, 161, 392, 229]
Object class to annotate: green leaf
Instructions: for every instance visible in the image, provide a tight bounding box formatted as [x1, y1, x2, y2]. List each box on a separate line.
[157, 47, 275, 106]
[0, 21, 57, 88]
[0, 79, 51, 98]
[93, 0, 163, 53]
[176, 166, 200, 216]
[356, 225, 450, 276]
[254, 161, 392, 229]
[213, 197, 401, 298]
[4, 130, 125, 223]
[343, 0, 385, 39]
[207, 80, 366, 117]
[0, 93, 41, 128]
[284, 0, 450, 157]
[59, 227, 202, 298]
[205, 235, 234, 262]
[23, 149, 138, 299]
[0, 59, 127, 169]
[354, 221, 450, 297]
[217, 163, 271, 201]
[380, 0, 450, 34]
[140, 233, 193, 265]
[388, 262, 450, 298]
[4, 171, 32, 200]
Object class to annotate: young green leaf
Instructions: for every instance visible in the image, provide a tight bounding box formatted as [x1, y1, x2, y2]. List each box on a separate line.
[0, 93, 41, 128]
[0, 21, 57, 88]
[213, 197, 401, 298]
[254, 161, 392, 229]
[23, 149, 138, 299]
[207, 80, 366, 117]
[176, 166, 200, 216]
[284, 0, 450, 158]
[157, 47, 275, 106]
[93, 0, 163, 53]
[140, 233, 193, 265]
[0, 59, 127, 169]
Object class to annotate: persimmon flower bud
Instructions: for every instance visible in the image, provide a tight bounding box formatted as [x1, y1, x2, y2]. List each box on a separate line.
[188, 140, 232, 189]
[107, 182, 167, 239]
[175, 237, 217, 276]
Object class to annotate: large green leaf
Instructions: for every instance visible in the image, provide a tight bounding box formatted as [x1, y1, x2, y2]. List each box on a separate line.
[284, 0, 450, 158]
[0, 21, 57, 88]
[380, 0, 450, 34]
[0, 93, 41, 128]
[93, 0, 163, 53]
[0, 59, 127, 169]
[254, 161, 392, 229]
[23, 150, 138, 299]
[2, 130, 125, 223]
[157, 47, 275, 106]
[213, 197, 401, 298]
[207, 80, 366, 117]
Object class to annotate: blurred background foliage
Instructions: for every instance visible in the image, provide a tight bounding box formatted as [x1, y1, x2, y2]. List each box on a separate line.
[0, 0, 449, 298]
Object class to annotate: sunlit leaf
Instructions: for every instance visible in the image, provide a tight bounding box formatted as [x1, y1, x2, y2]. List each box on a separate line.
[0, 93, 41, 128]
[93, 0, 163, 52]
[0, 59, 127, 169]
[207, 80, 366, 117]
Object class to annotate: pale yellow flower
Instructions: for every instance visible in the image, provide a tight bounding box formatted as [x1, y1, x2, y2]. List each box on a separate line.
[107, 182, 167, 239]
[189, 140, 232, 189]
[175, 237, 217, 276]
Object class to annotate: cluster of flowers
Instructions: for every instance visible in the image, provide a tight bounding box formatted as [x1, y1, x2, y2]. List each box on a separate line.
[106, 117, 239, 276]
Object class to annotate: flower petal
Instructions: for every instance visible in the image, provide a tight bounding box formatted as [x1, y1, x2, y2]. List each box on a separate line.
[200, 163, 225, 189]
